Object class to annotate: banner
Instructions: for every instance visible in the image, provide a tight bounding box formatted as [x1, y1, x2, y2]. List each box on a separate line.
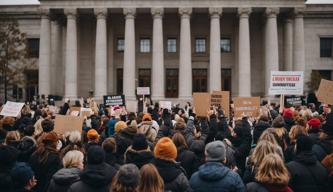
[193, 92, 211, 117]
[159, 101, 172, 110]
[233, 97, 260, 119]
[269, 71, 304, 95]
[0, 101, 25, 117]
[317, 79, 333, 105]
[103, 95, 126, 106]
[211, 91, 230, 117]
[284, 95, 306, 107]
[54, 115, 84, 134]
[136, 87, 150, 95]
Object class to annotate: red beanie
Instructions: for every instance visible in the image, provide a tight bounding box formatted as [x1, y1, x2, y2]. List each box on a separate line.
[308, 118, 321, 129]
[283, 108, 293, 119]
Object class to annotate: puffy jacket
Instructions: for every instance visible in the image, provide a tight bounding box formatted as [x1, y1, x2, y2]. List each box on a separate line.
[190, 162, 245, 192]
[48, 167, 81, 192]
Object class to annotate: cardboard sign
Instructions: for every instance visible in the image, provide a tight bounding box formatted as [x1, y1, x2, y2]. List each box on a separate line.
[54, 115, 84, 134]
[69, 107, 81, 116]
[211, 91, 230, 117]
[103, 95, 126, 106]
[233, 97, 260, 118]
[269, 71, 304, 95]
[284, 95, 306, 107]
[0, 101, 25, 117]
[80, 108, 93, 117]
[193, 92, 211, 117]
[159, 101, 172, 110]
[317, 79, 333, 105]
[136, 87, 150, 95]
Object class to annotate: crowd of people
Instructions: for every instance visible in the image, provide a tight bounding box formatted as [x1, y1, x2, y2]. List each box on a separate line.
[0, 96, 332, 192]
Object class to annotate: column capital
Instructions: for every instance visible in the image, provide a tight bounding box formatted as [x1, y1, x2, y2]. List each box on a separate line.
[265, 7, 279, 18]
[64, 8, 77, 19]
[209, 7, 222, 18]
[294, 7, 305, 18]
[151, 8, 164, 18]
[179, 7, 192, 17]
[40, 8, 50, 19]
[123, 8, 136, 19]
[238, 7, 252, 18]
[94, 8, 108, 19]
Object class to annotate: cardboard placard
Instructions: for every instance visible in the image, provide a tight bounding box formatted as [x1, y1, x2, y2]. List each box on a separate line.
[69, 107, 81, 116]
[80, 108, 93, 117]
[269, 71, 304, 95]
[159, 101, 172, 110]
[317, 79, 333, 105]
[233, 97, 260, 118]
[193, 92, 211, 117]
[0, 101, 25, 117]
[211, 91, 230, 117]
[54, 115, 84, 134]
[136, 87, 150, 95]
[103, 95, 126, 106]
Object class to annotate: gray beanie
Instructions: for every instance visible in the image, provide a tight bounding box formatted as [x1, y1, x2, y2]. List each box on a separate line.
[205, 140, 226, 162]
[117, 164, 140, 187]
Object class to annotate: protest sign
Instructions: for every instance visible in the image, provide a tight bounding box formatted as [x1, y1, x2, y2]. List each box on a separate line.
[211, 91, 230, 117]
[269, 71, 304, 95]
[0, 101, 25, 117]
[80, 108, 93, 117]
[233, 97, 260, 119]
[284, 95, 306, 107]
[193, 92, 211, 117]
[69, 107, 81, 116]
[54, 115, 84, 134]
[136, 87, 150, 95]
[159, 101, 172, 110]
[103, 95, 126, 106]
[317, 79, 333, 105]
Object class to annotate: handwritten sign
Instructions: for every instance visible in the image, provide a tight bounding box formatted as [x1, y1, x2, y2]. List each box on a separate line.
[269, 71, 304, 95]
[159, 101, 172, 110]
[193, 92, 211, 117]
[233, 97, 260, 118]
[0, 101, 25, 117]
[211, 91, 230, 117]
[317, 79, 333, 105]
[136, 87, 150, 95]
[69, 107, 81, 116]
[80, 108, 93, 117]
[54, 115, 84, 134]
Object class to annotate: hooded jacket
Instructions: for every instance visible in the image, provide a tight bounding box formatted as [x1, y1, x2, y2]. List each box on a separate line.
[190, 162, 245, 192]
[286, 151, 329, 192]
[68, 163, 117, 192]
[47, 167, 81, 192]
[124, 147, 154, 168]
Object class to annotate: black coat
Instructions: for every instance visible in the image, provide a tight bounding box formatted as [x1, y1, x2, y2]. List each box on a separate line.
[253, 120, 270, 144]
[47, 167, 81, 192]
[68, 163, 117, 192]
[176, 147, 197, 178]
[286, 151, 329, 192]
[124, 147, 154, 168]
[312, 137, 333, 162]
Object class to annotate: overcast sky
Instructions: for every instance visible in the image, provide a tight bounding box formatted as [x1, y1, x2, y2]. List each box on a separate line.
[0, 0, 332, 5]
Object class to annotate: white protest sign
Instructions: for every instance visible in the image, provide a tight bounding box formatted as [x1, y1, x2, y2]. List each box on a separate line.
[269, 71, 304, 95]
[0, 101, 25, 117]
[159, 101, 172, 110]
[137, 87, 150, 95]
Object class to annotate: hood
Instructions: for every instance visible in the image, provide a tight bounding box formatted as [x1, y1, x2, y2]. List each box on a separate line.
[198, 162, 230, 181]
[126, 148, 153, 163]
[153, 158, 183, 183]
[53, 168, 81, 185]
[80, 163, 116, 187]
[295, 151, 317, 165]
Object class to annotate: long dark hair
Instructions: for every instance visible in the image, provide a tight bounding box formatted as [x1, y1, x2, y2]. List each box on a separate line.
[34, 139, 58, 164]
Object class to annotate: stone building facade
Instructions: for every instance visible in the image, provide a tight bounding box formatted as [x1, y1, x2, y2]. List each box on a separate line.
[0, 0, 332, 107]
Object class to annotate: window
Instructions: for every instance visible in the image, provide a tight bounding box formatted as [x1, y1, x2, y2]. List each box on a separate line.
[320, 38, 333, 57]
[167, 38, 177, 53]
[117, 69, 123, 95]
[138, 69, 151, 87]
[27, 38, 39, 58]
[221, 38, 231, 53]
[165, 69, 179, 98]
[192, 69, 207, 92]
[117, 38, 124, 52]
[140, 38, 151, 53]
[195, 38, 206, 53]
[221, 69, 232, 91]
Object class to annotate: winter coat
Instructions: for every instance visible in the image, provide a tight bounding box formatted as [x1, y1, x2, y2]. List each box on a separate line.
[138, 120, 159, 142]
[176, 146, 197, 178]
[247, 182, 293, 192]
[29, 151, 62, 192]
[286, 151, 329, 192]
[124, 146, 154, 168]
[104, 152, 120, 169]
[284, 118, 295, 132]
[153, 158, 192, 192]
[47, 167, 81, 192]
[253, 120, 270, 144]
[189, 162, 245, 192]
[115, 127, 136, 164]
[312, 136, 333, 161]
[68, 163, 117, 192]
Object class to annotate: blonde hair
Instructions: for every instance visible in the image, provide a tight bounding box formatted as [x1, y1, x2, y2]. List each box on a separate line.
[258, 128, 279, 146]
[255, 153, 290, 185]
[250, 140, 283, 166]
[62, 150, 84, 168]
[68, 131, 82, 144]
[5, 131, 20, 145]
[289, 125, 307, 143]
[138, 164, 164, 192]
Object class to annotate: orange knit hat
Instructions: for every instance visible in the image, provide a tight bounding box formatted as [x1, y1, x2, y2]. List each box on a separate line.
[87, 129, 99, 140]
[142, 113, 152, 121]
[115, 121, 127, 133]
[154, 137, 177, 160]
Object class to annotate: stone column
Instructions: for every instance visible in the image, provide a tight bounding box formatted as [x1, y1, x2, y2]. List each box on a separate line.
[38, 9, 51, 96]
[51, 20, 62, 95]
[179, 8, 192, 100]
[123, 8, 136, 100]
[94, 8, 108, 99]
[284, 17, 293, 71]
[209, 8, 222, 92]
[293, 8, 305, 72]
[264, 8, 279, 96]
[64, 8, 78, 99]
[151, 8, 165, 101]
[238, 8, 252, 97]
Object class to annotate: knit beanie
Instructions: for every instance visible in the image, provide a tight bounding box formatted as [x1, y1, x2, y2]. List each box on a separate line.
[205, 140, 226, 162]
[87, 129, 99, 140]
[154, 137, 177, 160]
[132, 134, 148, 151]
[142, 113, 152, 121]
[115, 121, 127, 133]
[272, 116, 286, 128]
[283, 108, 293, 119]
[117, 164, 140, 187]
[11, 162, 34, 188]
[87, 145, 105, 165]
[296, 135, 313, 154]
[307, 118, 321, 129]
